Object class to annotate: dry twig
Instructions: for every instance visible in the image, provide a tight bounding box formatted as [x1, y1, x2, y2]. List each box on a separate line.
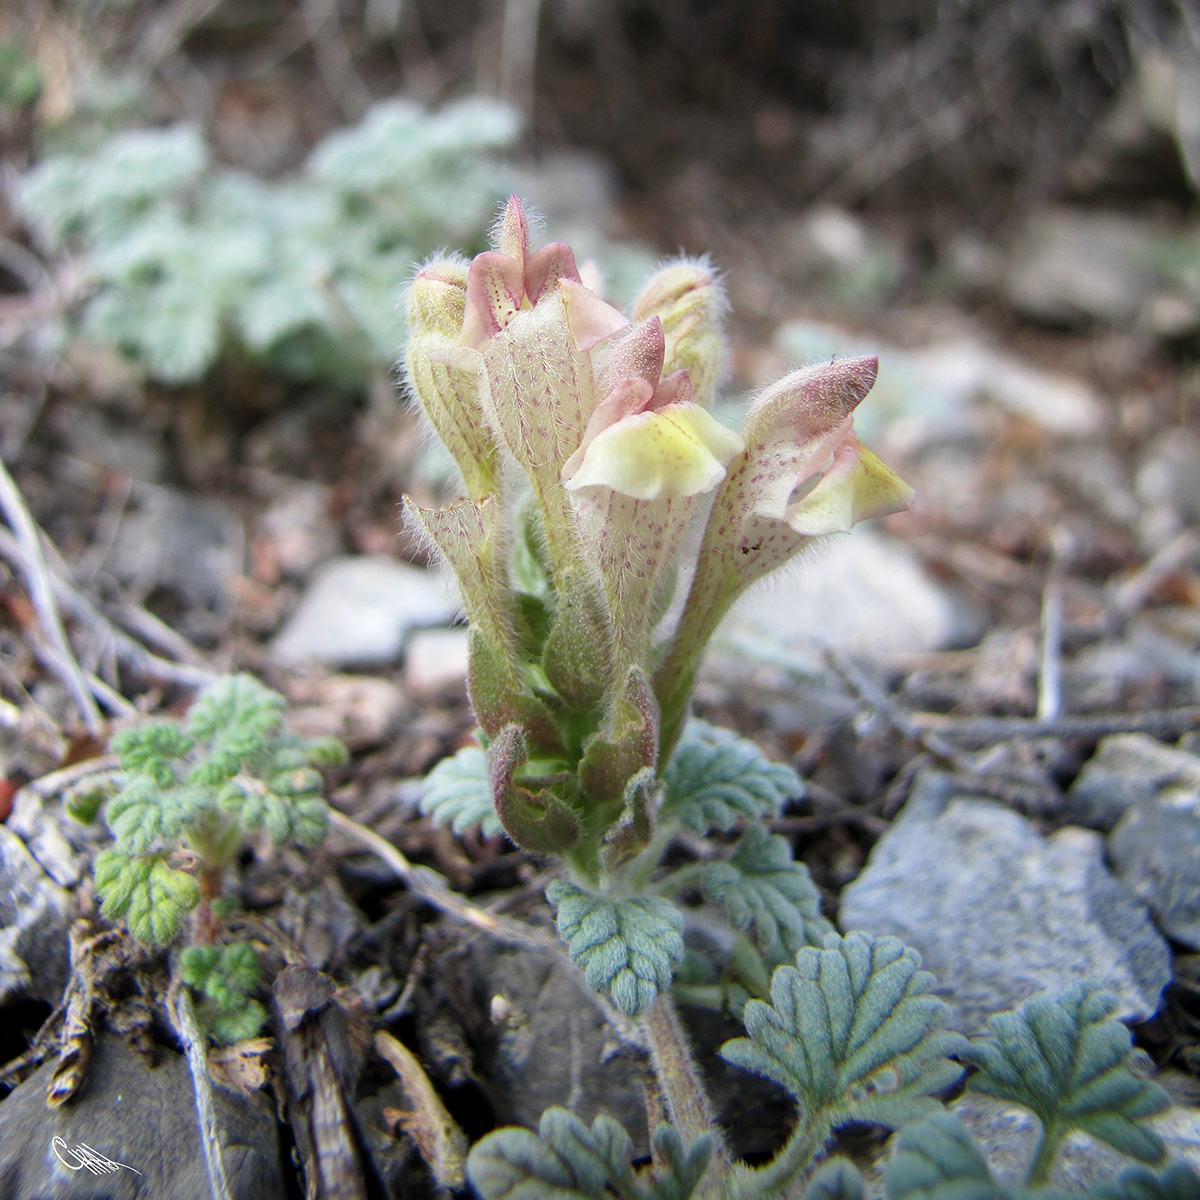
[0, 456, 103, 732]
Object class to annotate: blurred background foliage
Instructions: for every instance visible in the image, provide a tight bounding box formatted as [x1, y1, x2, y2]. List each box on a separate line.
[0, 0, 1197, 402]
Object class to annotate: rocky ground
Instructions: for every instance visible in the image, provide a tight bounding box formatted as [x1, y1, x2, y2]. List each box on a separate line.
[0, 2, 1199, 1197]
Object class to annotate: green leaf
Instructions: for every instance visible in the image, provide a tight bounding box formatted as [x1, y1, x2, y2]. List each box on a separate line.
[209, 998, 266, 1046]
[110, 721, 192, 785]
[698, 824, 833, 958]
[288, 794, 329, 847]
[1094, 1163, 1200, 1200]
[547, 881, 685, 1017]
[805, 1157, 866, 1200]
[883, 1113, 1015, 1200]
[302, 736, 349, 767]
[962, 982, 1170, 1166]
[180, 944, 221, 990]
[465, 1108, 708, 1200]
[721, 933, 966, 1137]
[420, 742, 502, 837]
[661, 720, 801, 835]
[105, 775, 183, 855]
[101, 855, 199, 946]
[185, 674, 285, 773]
[465, 1108, 624, 1200]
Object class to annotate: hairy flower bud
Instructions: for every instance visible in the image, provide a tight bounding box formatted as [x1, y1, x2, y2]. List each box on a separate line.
[407, 257, 468, 338]
[632, 259, 726, 408]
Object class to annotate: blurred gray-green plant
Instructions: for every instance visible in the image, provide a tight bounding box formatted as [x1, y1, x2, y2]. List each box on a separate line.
[16, 98, 520, 386]
[69, 674, 346, 1043]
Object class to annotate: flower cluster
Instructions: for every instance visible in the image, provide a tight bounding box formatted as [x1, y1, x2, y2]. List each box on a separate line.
[403, 197, 912, 885]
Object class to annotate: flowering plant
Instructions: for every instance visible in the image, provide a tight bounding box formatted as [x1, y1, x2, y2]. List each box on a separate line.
[403, 199, 1194, 1200]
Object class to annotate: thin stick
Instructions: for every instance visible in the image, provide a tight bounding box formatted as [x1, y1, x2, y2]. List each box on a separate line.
[1037, 529, 1069, 721]
[1110, 529, 1200, 617]
[327, 809, 557, 952]
[911, 706, 1200, 746]
[0, 526, 217, 688]
[168, 982, 233, 1200]
[822, 645, 970, 771]
[0, 456, 103, 732]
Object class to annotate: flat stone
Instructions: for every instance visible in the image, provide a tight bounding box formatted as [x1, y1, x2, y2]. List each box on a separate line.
[838, 773, 1171, 1033]
[108, 485, 244, 608]
[1004, 208, 1165, 327]
[405, 627, 470, 694]
[271, 556, 457, 668]
[0, 824, 71, 1006]
[0, 1032, 283, 1200]
[1067, 734, 1200, 830]
[717, 529, 985, 672]
[443, 940, 650, 1151]
[1110, 768, 1200, 949]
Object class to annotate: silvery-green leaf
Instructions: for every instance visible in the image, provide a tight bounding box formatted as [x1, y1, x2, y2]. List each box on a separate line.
[466, 1108, 708, 1200]
[962, 982, 1170, 1166]
[804, 1157, 865, 1199]
[883, 1114, 1016, 1200]
[547, 881, 684, 1017]
[1094, 1163, 1200, 1200]
[420, 742, 501, 836]
[699, 824, 832, 957]
[721, 933, 965, 1137]
[661, 720, 801, 835]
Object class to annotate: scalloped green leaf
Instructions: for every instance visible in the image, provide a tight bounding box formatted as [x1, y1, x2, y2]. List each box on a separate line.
[184, 674, 285, 769]
[661, 720, 801, 835]
[962, 982, 1170, 1167]
[103, 856, 199, 947]
[804, 1157, 866, 1200]
[105, 775, 183, 855]
[547, 881, 685, 1017]
[883, 1113, 1015, 1200]
[420, 742, 502, 837]
[698, 824, 833, 958]
[1094, 1163, 1200, 1200]
[721, 933, 966, 1140]
[110, 721, 192, 785]
[465, 1108, 709, 1200]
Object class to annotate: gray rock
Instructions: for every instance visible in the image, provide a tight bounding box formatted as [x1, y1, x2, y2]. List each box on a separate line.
[717, 529, 985, 673]
[838, 774, 1171, 1033]
[270, 556, 457, 668]
[0, 824, 71, 1006]
[939, 1093, 1200, 1196]
[0, 1032, 283, 1200]
[1137, 428, 1200, 550]
[1004, 208, 1165, 327]
[1110, 777, 1200, 949]
[108, 485, 244, 608]
[453, 941, 650, 1150]
[1067, 734, 1200, 830]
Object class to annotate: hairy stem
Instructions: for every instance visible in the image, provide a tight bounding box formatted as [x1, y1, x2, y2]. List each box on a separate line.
[642, 993, 726, 1162]
[1026, 1121, 1062, 1188]
[730, 1114, 830, 1198]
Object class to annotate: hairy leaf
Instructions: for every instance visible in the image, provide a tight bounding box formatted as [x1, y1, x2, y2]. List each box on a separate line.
[420, 742, 502, 836]
[699, 824, 832, 958]
[96, 851, 199, 946]
[721, 933, 965, 1137]
[661, 720, 801, 835]
[805, 1157, 866, 1199]
[1094, 1163, 1200, 1200]
[185, 674, 285, 776]
[466, 1108, 708, 1200]
[181, 942, 264, 1045]
[962, 982, 1170, 1166]
[105, 775, 184, 855]
[883, 1113, 1014, 1200]
[110, 721, 192, 785]
[547, 881, 685, 1017]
